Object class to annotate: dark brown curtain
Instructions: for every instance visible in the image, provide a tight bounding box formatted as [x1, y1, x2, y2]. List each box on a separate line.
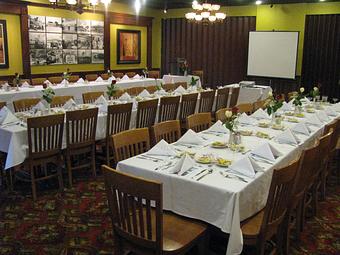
[161, 17, 256, 88]
[301, 14, 340, 98]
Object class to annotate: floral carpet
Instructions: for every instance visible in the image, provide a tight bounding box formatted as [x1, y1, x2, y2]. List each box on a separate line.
[0, 176, 339, 255]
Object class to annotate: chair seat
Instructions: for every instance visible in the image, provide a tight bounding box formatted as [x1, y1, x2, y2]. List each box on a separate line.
[241, 210, 265, 238]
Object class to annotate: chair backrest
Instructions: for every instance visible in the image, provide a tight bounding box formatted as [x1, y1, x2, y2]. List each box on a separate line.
[215, 87, 230, 111]
[85, 74, 98, 81]
[106, 103, 133, 138]
[0, 80, 8, 85]
[236, 103, 253, 114]
[112, 128, 150, 162]
[317, 130, 333, 175]
[135, 86, 145, 95]
[229, 87, 240, 108]
[31, 78, 46, 86]
[0, 102, 6, 109]
[21, 79, 31, 85]
[113, 72, 124, 79]
[158, 96, 180, 122]
[48, 76, 63, 84]
[253, 99, 267, 111]
[27, 114, 64, 159]
[152, 120, 181, 144]
[324, 120, 338, 152]
[179, 93, 198, 122]
[51, 95, 74, 108]
[103, 165, 163, 253]
[13, 98, 40, 112]
[215, 107, 230, 123]
[148, 70, 160, 79]
[68, 75, 80, 83]
[162, 83, 176, 92]
[101, 73, 109, 80]
[261, 158, 300, 240]
[82, 91, 104, 104]
[126, 72, 136, 78]
[187, 113, 212, 132]
[136, 99, 158, 128]
[145, 85, 157, 94]
[198, 90, 215, 113]
[65, 108, 98, 147]
[192, 70, 204, 86]
[175, 82, 187, 89]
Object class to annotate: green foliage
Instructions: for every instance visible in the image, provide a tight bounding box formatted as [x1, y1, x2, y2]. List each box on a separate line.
[190, 76, 199, 86]
[106, 82, 118, 97]
[42, 87, 55, 104]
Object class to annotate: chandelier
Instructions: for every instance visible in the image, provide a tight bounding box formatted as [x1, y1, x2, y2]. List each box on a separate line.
[185, 1, 227, 23]
[49, 0, 112, 14]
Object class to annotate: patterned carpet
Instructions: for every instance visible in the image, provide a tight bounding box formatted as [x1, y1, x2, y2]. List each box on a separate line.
[0, 175, 339, 255]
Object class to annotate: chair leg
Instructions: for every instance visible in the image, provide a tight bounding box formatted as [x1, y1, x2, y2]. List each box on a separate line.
[57, 163, 64, 192]
[31, 168, 37, 200]
[91, 146, 96, 178]
[66, 155, 73, 188]
[280, 215, 290, 255]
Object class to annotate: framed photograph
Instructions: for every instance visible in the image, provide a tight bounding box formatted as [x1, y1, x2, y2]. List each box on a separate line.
[117, 29, 141, 64]
[62, 18, 77, 33]
[91, 20, 104, 35]
[78, 34, 91, 49]
[78, 50, 92, 64]
[29, 15, 45, 32]
[30, 49, 47, 65]
[29, 32, 46, 49]
[77, 19, 91, 34]
[62, 33, 77, 49]
[46, 17, 62, 33]
[92, 50, 104, 64]
[0, 20, 9, 69]
[46, 33, 62, 49]
[92, 35, 104, 50]
[47, 49, 63, 65]
[63, 49, 77, 64]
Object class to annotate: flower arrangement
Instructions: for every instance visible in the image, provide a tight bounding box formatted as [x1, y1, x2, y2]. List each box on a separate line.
[190, 76, 199, 86]
[224, 107, 239, 133]
[142, 67, 148, 78]
[264, 91, 283, 115]
[62, 68, 71, 81]
[155, 78, 163, 91]
[42, 87, 55, 104]
[107, 80, 118, 98]
[293, 87, 305, 106]
[179, 60, 188, 75]
[309, 86, 319, 100]
[107, 69, 113, 77]
[13, 73, 21, 86]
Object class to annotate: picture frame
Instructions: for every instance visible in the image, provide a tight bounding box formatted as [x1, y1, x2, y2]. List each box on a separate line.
[0, 20, 9, 69]
[117, 29, 141, 64]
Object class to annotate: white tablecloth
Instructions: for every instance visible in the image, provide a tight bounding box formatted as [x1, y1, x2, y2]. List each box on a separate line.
[162, 75, 201, 87]
[225, 84, 272, 105]
[116, 104, 339, 255]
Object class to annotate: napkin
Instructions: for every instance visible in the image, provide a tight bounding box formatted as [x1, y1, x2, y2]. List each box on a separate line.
[288, 99, 295, 106]
[316, 111, 330, 122]
[237, 112, 254, 125]
[207, 120, 228, 133]
[119, 92, 132, 102]
[229, 156, 262, 178]
[95, 76, 103, 82]
[1, 82, 9, 88]
[186, 86, 197, 93]
[325, 107, 338, 116]
[60, 79, 68, 85]
[305, 115, 323, 127]
[63, 98, 77, 110]
[275, 128, 299, 145]
[291, 122, 310, 135]
[154, 89, 167, 96]
[252, 108, 270, 120]
[176, 129, 204, 145]
[302, 97, 311, 104]
[94, 95, 108, 112]
[133, 74, 141, 79]
[21, 81, 30, 88]
[121, 75, 130, 81]
[32, 101, 46, 112]
[169, 154, 195, 175]
[174, 85, 187, 94]
[138, 89, 151, 98]
[108, 76, 116, 83]
[251, 142, 281, 162]
[77, 78, 85, 83]
[146, 139, 176, 157]
[281, 101, 294, 111]
[43, 80, 52, 86]
[0, 106, 19, 125]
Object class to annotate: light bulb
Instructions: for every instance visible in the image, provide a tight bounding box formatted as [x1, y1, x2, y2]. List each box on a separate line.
[201, 11, 210, 18]
[89, 0, 98, 5]
[202, 3, 211, 9]
[135, 0, 141, 14]
[211, 4, 220, 11]
[216, 12, 226, 20]
[185, 12, 196, 20]
[66, 0, 77, 5]
[100, 0, 111, 6]
[255, 0, 262, 5]
[194, 14, 203, 21]
[209, 15, 216, 22]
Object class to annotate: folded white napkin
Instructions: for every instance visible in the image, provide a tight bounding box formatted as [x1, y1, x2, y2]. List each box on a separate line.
[237, 112, 254, 125]
[138, 89, 151, 98]
[0, 106, 19, 125]
[43, 80, 52, 86]
[291, 122, 310, 135]
[63, 98, 77, 110]
[275, 128, 299, 145]
[121, 75, 130, 81]
[77, 78, 85, 83]
[32, 101, 46, 112]
[288, 99, 295, 105]
[174, 85, 187, 94]
[154, 89, 167, 96]
[60, 79, 68, 85]
[305, 115, 323, 127]
[176, 129, 204, 145]
[133, 74, 141, 79]
[94, 95, 107, 105]
[316, 111, 330, 122]
[251, 142, 281, 162]
[147, 139, 176, 157]
[207, 120, 228, 133]
[281, 101, 294, 111]
[21, 81, 30, 88]
[108, 76, 116, 83]
[95, 76, 103, 82]
[325, 107, 338, 116]
[169, 154, 195, 175]
[229, 156, 262, 178]
[252, 108, 270, 120]
[302, 97, 311, 104]
[186, 86, 197, 93]
[2, 82, 9, 88]
[119, 92, 132, 102]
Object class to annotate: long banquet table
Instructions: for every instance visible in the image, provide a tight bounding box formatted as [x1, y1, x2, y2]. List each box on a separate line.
[116, 103, 340, 255]
[225, 84, 272, 105]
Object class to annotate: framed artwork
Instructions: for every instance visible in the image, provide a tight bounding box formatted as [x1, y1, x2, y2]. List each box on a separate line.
[0, 20, 9, 69]
[117, 29, 141, 64]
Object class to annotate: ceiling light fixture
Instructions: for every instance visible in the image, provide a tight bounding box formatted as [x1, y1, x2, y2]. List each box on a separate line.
[185, 0, 226, 24]
[48, 0, 112, 14]
[135, 0, 141, 14]
[255, 0, 262, 5]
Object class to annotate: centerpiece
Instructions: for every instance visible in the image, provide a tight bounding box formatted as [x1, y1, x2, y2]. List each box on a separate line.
[179, 60, 188, 76]
[309, 86, 320, 103]
[264, 91, 283, 125]
[293, 87, 305, 114]
[106, 80, 118, 100]
[224, 107, 241, 144]
[42, 87, 55, 113]
[155, 78, 163, 91]
[142, 67, 148, 78]
[62, 68, 71, 86]
[13, 73, 21, 91]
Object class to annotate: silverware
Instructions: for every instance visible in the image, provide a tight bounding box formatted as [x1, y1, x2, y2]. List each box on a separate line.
[196, 169, 213, 181]
[192, 169, 208, 178]
[137, 155, 164, 162]
[154, 162, 172, 170]
[219, 171, 249, 183]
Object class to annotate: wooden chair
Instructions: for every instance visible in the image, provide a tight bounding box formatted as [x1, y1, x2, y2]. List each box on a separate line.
[288, 91, 298, 100]
[215, 107, 230, 123]
[26, 114, 64, 200]
[145, 85, 157, 94]
[236, 103, 254, 114]
[253, 99, 267, 111]
[113, 72, 124, 79]
[187, 113, 212, 132]
[101, 73, 109, 80]
[124, 87, 137, 96]
[48, 76, 63, 84]
[152, 120, 181, 144]
[163, 83, 176, 92]
[241, 158, 300, 255]
[110, 89, 124, 99]
[105, 103, 133, 165]
[51, 95, 74, 108]
[175, 82, 188, 89]
[0, 102, 6, 109]
[215, 87, 230, 112]
[111, 128, 150, 162]
[13, 98, 40, 112]
[85, 74, 98, 81]
[135, 86, 145, 95]
[68, 75, 80, 83]
[136, 99, 158, 128]
[148, 70, 160, 79]
[82, 91, 104, 104]
[0, 80, 8, 85]
[65, 108, 98, 187]
[192, 70, 204, 86]
[31, 78, 47, 86]
[198, 90, 215, 113]
[103, 165, 208, 255]
[229, 87, 240, 108]
[179, 93, 198, 128]
[126, 72, 136, 78]
[158, 96, 180, 122]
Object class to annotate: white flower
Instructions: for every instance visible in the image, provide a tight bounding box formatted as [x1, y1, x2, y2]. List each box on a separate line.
[225, 110, 232, 118]
[63, 72, 67, 75]
[268, 91, 273, 97]
[313, 87, 318, 92]
[300, 87, 305, 93]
